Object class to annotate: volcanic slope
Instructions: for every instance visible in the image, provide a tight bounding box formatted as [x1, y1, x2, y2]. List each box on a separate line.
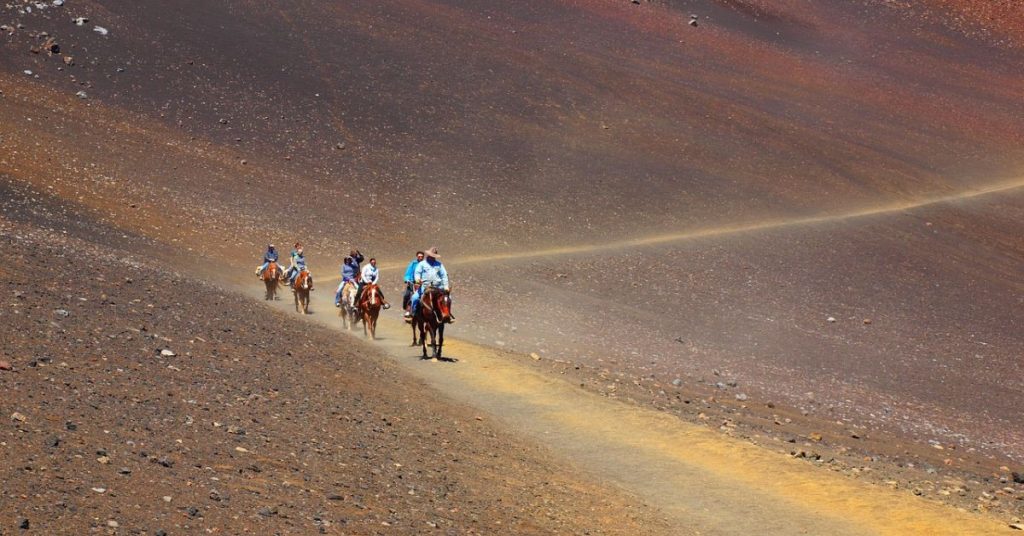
[2, 0, 1024, 528]
[0, 194, 671, 535]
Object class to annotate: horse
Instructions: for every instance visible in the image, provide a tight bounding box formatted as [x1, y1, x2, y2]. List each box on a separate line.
[293, 268, 312, 314]
[262, 261, 282, 301]
[338, 280, 360, 330]
[359, 282, 384, 340]
[415, 285, 451, 359]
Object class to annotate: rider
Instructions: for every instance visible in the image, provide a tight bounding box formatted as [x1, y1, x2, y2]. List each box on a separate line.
[356, 257, 391, 309]
[286, 243, 312, 290]
[402, 251, 425, 318]
[256, 244, 279, 278]
[334, 249, 364, 307]
[410, 246, 453, 323]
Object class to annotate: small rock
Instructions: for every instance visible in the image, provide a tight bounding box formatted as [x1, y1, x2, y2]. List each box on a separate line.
[258, 506, 277, 517]
[118, 467, 131, 475]
[226, 425, 245, 435]
[1012, 472, 1023, 484]
[689, 19, 698, 27]
[156, 456, 173, 468]
[155, 531, 168, 536]
[54, 308, 70, 317]
[73, 17, 88, 25]
[159, 349, 176, 357]
[735, 393, 748, 401]
[93, 25, 108, 36]
[106, 520, 119, 528]
[1009, 523, 1023, 531]
[826, 316, 837, 323]
[529, 352, 541, 361]
[11, 412, 26, 422]
[334, 142, 346, 150]
[863, 318, 872, 325]
[23, 70, 34, 76]
[671, 378, 683, 387]
[0, 361, 12, 371]
[63, 55, 74, 66]
[162, 496, 172, 503]
[186, 506, 200, 518]
[18, 518, 30, 529]
[46, 436, 61, 448]
[809, 432, 823, 442]
[97, 456, 110, 464]
[65, 421, 77, 431]
[75, 91, 88, 99]
[53, 0, 65, 6]
[91, 487, 106, 493]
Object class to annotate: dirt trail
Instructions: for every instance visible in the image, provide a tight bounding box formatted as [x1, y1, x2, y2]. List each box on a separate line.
[241, 283, 1013, 535]
[323, 177, 1024, 280]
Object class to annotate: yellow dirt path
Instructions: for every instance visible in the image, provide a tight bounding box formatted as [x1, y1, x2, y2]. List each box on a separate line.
[250, 285, 1013, 535]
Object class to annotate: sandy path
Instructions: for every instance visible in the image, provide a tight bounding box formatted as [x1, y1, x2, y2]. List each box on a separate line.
[241, 283, 1012, 535]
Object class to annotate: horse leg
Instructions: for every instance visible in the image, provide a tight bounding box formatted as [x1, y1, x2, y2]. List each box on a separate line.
[420, 323, 429, 358]
[436, 323, 444, 358]
[294, 290, 299, 312]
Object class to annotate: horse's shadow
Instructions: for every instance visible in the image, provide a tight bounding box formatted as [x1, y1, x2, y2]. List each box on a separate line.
[419, 355, 458, 363]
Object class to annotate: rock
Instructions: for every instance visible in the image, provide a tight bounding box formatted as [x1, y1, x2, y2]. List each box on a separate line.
[11, 412, 26, 422]
[46, 436, 61, 448]
[186, 506, 200, 518]
[1012, 472, 1024, 484]
[1009, 523, 1023, 531]
[671, 378, 683, 387]
[826, 316, 837, 323]
[118, 467, 131, 475]
[65, 421, 77, 431]
[18, 518, 30, 529]
[63, 55, 74, 66]
[73, 17, 88, 25]
[689, 19, 698, 27]
[156, 456, 173, 468]
[54, 308, 70, 317]
[106, 520, 119, 528]
[863, 318, 872, 325]
[0, 361, 12, 371]
[75, 91, 88, 99]
[155, 531, 168, 536]
[53, 0, 65, 6]
[327, 493, 344, 500]
[258, 506, 278, 517]
[735, 393, 749, 401]
[809, 432, 823, 441]
[93, 26, 109, 36]
[530, 352, 541, 360]
[159, 349, 176, 357]
[97, 456, 110, 464]
[227, 425, 245, 435]
[23, 70, 34, 76]
[334, 142, 346, 150]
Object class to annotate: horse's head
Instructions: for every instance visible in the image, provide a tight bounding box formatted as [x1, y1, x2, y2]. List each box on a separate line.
[435, 290, 452, 320]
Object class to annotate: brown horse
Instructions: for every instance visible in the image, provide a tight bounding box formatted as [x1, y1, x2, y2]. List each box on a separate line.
[293, 269, 312, 314]
[359, 282, 384, 340]
[415, 286, 451, 359]
[262, 261, 282, 301]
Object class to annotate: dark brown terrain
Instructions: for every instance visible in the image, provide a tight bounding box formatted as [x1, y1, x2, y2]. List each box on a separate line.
[2, 0, 1024, 532]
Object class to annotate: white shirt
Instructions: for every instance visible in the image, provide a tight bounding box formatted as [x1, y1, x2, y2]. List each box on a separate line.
[360, 263, 379, 284]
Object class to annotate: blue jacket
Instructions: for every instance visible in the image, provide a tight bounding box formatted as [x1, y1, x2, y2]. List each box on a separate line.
[415, 258, 448, 289]
[293, 252, 306, 269]
[342, 260, 358, 280]
[263, 248, 279, 263]
[403, 259, 419, 283]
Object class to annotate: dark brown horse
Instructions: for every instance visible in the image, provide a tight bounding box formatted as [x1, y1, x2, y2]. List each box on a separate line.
[262, 261, 282, 301]
[415, 286, 451, 359]
[358, 282, 384, 340]
[293, 269, 312, 314]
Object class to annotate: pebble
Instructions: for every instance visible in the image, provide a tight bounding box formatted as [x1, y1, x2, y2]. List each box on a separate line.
[11, 412, 26, 422]
[93, 26, 109, 36]
[826, 316, 837, 323]
[0, 360, 12, 371]
[18, 518, 29, 529]
[54, 308, 70, 317]
[671, 378, 683, 387]
[73, 17, 88, 25]
[735, 393, 749, 401]
[75, 91, 88, 99]
[106, 520, 119, 528]
[160, 349, 176, 357]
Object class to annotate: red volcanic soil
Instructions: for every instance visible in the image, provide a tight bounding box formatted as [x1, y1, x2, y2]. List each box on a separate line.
[2, 0, 1024, 528]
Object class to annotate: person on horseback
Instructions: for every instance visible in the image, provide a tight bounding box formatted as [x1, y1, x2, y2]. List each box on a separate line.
[285, 243, 312, 290]
[256, 244, 279, 278]
[402, 251, 425, 318]
[334, 249, 364, 307]
[355, 257, 391, 310]
[410, 246, 453, 323]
